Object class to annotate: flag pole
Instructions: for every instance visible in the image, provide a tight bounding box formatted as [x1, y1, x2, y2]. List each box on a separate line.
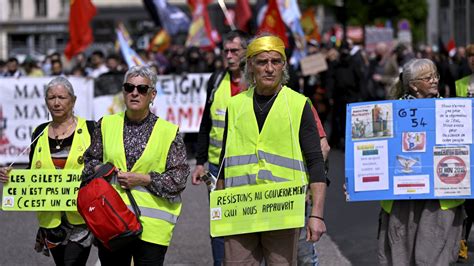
[217, 0, 236, 31]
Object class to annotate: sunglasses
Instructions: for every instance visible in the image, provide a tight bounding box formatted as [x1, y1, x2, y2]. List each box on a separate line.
[123, 83, 152, 94]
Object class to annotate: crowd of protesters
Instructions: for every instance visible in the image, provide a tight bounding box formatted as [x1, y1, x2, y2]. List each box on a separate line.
[0, 39, 472, 152]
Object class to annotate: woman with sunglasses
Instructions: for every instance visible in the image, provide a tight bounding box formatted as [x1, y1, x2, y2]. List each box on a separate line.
[82, 65, 189, 265]
[380, 58, 465, 265]
[0, 76, 95, 265]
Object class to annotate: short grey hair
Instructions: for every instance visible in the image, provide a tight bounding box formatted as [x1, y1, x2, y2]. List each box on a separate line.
[389, 58, 438, 99]
[123, 65, 157, 90]
[45, 76, 76, 98]
[244, 56, 290, 88]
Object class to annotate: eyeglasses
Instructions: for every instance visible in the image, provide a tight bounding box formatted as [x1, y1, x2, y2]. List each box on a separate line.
[414, 73, 440, 83]
[223, 48, 243, 55]
[123, 83, 152, 94]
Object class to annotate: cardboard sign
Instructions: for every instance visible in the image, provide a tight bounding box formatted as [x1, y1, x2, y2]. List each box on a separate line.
[2, 169, 82, 211]
[210, 181, 306, 237]
[300, 53, 328, 76]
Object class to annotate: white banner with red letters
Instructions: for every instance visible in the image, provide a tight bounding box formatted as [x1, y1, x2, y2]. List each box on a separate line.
[0, 74, 210, 164]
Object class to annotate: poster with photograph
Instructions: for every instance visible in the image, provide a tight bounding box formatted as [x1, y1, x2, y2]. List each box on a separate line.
[433, 145, 471, 196]
[351, 103, 393, 140]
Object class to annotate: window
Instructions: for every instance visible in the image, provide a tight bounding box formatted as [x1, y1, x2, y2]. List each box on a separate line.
[9, 0, 21, 18]
[60, 0, 70, 17]
[35, 0, 47, 17]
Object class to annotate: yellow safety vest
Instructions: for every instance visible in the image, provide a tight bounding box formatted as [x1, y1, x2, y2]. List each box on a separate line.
[32, 117, 90, 228]
[381, 198, 464, 213]
[224, 86, 308, 188]
[101, 112, 180, 246]
[208, 73, 232, 165]
[455, 75, 471, 97]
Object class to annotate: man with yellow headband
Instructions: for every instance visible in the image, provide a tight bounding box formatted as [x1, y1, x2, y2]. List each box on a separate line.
[217, 34, 327, 265]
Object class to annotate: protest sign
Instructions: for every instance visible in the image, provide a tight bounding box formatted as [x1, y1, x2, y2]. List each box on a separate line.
[2, 169, 82, 211]
[209, 181, 306, 237]
[94, 73, 210, 133]
[0, 77, 93, 164]
[346, 98, 474, 201]
[0, 74, 210, 164]
[300, 53, 328, 76]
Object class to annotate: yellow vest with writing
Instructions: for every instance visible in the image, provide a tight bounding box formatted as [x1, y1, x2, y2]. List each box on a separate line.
[224, 86, 308, 188]
[32, 117, 90, 228]
[209, 73, 232, 165]
[101, 112, 180, 246]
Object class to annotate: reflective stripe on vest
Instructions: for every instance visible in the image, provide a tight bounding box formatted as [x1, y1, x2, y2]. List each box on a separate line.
[102, 113, 180, 246]
[208, 73, 232, 164]
[224, 87, 308, 188]
[209, 137, 223, 149]
[127, 205, 178, 224]
[32, 117, 90, 228]
[211, 119, 226, 128]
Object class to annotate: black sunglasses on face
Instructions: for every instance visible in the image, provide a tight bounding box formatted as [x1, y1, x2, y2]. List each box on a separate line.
[123, 83, 152, 94]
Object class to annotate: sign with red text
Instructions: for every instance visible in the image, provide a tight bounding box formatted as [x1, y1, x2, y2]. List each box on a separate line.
[94, 73, 210, 133]
[0, 77, 93, 165]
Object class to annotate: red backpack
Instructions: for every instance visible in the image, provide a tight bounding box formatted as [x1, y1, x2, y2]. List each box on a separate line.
[77, 163, 142, 251]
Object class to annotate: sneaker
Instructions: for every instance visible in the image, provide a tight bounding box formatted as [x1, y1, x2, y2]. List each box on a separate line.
[458, 239, 468, 263]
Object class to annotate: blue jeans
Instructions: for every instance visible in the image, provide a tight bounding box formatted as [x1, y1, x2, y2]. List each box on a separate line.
[297, 201, 319, 266]
[209, 163, 224, 266]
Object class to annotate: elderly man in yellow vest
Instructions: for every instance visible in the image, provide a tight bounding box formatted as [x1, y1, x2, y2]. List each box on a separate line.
[216, 34, 327, 265]
[82, 65, 189, 265]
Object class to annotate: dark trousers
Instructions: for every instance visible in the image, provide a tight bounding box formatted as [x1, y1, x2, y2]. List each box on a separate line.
[464, 199, 474, 240]
[209, 163, 224, 266]
[50, 242, 91, 266]
[97, 239, 167, 266]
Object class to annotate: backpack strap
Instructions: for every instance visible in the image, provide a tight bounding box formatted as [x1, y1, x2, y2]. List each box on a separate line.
[125, 189, 141, 218]
[80, 163, 116, 187]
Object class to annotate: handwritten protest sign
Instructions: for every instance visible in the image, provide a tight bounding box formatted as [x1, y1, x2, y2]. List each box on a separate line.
[2, 169, 82, 211]
[209, 181, 306, 237]
[300, 53, 328, 76]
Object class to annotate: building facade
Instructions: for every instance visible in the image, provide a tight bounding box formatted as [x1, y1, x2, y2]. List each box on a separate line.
[427, 0, 473, 47]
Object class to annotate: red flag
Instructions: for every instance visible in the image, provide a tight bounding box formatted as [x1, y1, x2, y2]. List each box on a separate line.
[258, 0, 288, 47]
[185, 0, 216, 50]
[301, 7, 321, 42]
[235, 0, 252, 32]
[64, 0, 97, 60]
[446, 37, 456, 57]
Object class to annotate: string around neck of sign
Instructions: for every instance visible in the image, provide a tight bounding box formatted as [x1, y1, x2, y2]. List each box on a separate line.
[51, 117, 76, 150]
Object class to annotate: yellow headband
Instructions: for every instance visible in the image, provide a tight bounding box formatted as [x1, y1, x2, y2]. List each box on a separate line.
[246, 36, 286, 60]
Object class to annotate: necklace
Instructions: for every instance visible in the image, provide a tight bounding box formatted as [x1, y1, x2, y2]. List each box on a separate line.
[51, 117, 76, 150]
[254, 93, 279, 114]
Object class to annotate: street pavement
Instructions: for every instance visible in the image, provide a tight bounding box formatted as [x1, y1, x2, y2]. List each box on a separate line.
[1, 150, 473, 265]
